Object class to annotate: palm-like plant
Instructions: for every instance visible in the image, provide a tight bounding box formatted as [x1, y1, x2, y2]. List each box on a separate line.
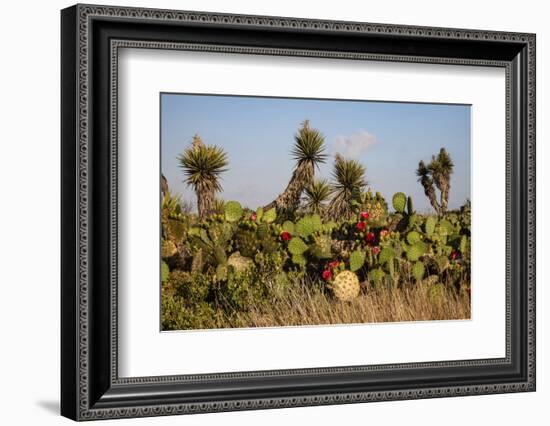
[177, 135, 228, 218]
[302, 178, 333, 216]
[416, 160, 441, 215]
[416, 148, 454, 215]
[430, 148, 454, 214]
[265, 120, 327, 214]
[327, 154, 367, 220]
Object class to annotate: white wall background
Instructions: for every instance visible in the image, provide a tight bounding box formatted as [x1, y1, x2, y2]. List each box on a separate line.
[0, 0, 546, 424]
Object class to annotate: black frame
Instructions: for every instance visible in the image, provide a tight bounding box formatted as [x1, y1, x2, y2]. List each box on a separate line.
[61, 4, 536, 421]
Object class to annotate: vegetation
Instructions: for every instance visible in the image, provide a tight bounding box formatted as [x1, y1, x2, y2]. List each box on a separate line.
[163, 123, 470, 330]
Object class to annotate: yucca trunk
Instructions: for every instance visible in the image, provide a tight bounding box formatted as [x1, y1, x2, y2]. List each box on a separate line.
[196, 184, 216, 218]
[326, 193, 353, 221]
[265, 162, 314, 212]
[420, 177, 441, 215]
[439, 180, 450, 215]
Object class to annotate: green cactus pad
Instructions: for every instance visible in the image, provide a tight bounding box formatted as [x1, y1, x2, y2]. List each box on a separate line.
[460, 235, 468, 255]
[349, 250, 366, 272]
[224, 201, 243, 222]
[296, 216, 318, 238]
[291, 253, 307, 267]
[256, 222, 269, 239]
[288, 237, 308, 255]
[166, 219, 186, 242]
[412, 261, 425, 282]
[263, 207, 277, 224]
[392, 192, 407, 213]
[425, 216, 437, 237]
[213, 246, 227, 265]
[253, 207, 263, 222]
[406, 241, 427, 261]
[407, 196, 415, 215]
[161, 261, 169, 283]
[406, 231, 421, 244]
[282, 220, 295, 234]
[378, 247, 396, 264]
[369, 268, 386, 284]
[438, 219, 454, 236]
[436, 255, 450, 272]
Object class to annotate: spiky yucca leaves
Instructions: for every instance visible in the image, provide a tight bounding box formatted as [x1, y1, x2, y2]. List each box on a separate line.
[265, 120, 327, 214]
[177, 135, 229, 218]
[302, 178, 332, 215]
[416, 160, 441, 215]
[428, 148, 454, 214]
[327, 154, 367, 220]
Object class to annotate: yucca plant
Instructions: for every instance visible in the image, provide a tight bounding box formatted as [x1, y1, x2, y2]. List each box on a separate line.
[429, 148, 454, 214]
[177, 135, 229, 218]
[265, 120, 327, 214]
[416, 148, 454, 215]
[302, 178, 332, 215]
[327, 154, 367, 220]
[416, 160, 441, 215]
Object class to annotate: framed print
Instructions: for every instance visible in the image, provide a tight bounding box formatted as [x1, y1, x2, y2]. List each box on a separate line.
[61, 4, 536, 421]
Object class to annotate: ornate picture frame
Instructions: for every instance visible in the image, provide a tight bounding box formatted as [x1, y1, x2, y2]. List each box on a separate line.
[61, 4, 535, 421]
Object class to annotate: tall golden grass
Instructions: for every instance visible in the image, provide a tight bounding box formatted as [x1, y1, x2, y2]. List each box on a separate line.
[226, 280, 470, 329]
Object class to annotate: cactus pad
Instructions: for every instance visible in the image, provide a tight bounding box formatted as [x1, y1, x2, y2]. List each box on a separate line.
[349, 250, 366, 272]
[161, 261, 169, 283]
[378, 247, 396, 264]
[406, 231, 421, 244]
[282, 220, 295, 234]
[392, 192, 407, 213]
[288, 237, 308, 255]
[331, 270, 360, 301]
[412, 261, 425, 282]
[406, 241, 427, 261]
[425, 216, 437, 237]
[162, 240, 177, 258]
[224, 201, 243, 222]
[263, 207, 277, 224]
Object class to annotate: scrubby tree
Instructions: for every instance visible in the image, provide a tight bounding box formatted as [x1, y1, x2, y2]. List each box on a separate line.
[177, 134, 228, 218]
[265, 120, 327, 214]
[327, 154, 367, 220]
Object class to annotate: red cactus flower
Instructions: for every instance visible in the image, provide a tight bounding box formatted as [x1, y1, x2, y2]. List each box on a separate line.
[250, 213, 257, 221]
[356, 221, 366, 231]
[360, 211, 370, 220]
[380, 229, 388, 238]
[280, 231, 291, 241]
[322, 270, 332, 281]
[328, 260, 340, 270]
[372, 246, 380, 255]
[366, 232, 376, 243]
[450, 250, 458, 260]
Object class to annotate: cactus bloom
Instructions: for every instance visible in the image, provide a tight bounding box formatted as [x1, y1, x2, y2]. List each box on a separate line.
[360, 211, 370, 220]
[356, 221, 366, 231]
[371, 246, 380, 255]
[450, 250, 458, 260]
[379, 229, 388, 238]
[250, 212, 257, 221]
[366, 232, 376, 244]
[328, 260, 340, 270]
[322, 269, 333, 280]
[280, 231, 291, 241]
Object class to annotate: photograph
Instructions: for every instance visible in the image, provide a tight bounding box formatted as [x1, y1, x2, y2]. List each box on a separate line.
[160, 94, 472, 331]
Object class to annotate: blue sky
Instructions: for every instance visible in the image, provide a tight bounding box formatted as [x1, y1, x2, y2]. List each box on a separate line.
[161, 93, 470, 213]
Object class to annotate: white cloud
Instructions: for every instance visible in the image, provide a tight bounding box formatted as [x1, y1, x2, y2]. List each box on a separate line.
[332, 131, 378, 158]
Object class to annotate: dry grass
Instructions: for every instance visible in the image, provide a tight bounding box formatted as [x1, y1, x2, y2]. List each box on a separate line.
[231, 282, 470, 328]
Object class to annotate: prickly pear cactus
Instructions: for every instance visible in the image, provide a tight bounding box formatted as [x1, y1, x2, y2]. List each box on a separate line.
[425, 216, 437, 237]
[162, 240, 178, 258]
[349, 250, 366, 272]
[406, 241, 427, 261]
[407, 196, 415, 215]
[288, 237, 308, 255]
[412, 261, 425, 282]
[392, 192, 407, 213]
[235, 229, 257, 258]
[262, 207, 277, 224]
[331, 270, 360, 301]
[224, 201, 243, 222]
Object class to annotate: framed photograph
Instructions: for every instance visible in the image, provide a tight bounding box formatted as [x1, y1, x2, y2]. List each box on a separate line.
[61, 4, 536, 421]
